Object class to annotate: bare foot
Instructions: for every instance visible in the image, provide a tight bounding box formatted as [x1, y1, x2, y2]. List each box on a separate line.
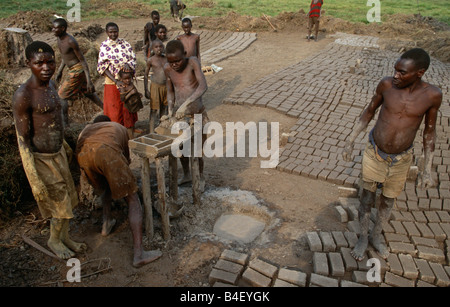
[351, 235, 368, 262]
[102, 219, 116, 236]
[133, 250, 162, 268]
[62, 237, 87, 253]
[370, 234, 390, 259]
[48, 239, 75, 260]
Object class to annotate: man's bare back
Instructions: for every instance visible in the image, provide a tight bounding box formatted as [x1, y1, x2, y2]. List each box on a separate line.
[372, 76, 442, 154]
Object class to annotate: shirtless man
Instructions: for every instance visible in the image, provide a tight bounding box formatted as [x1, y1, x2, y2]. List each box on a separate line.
[143, 11, 160, 60]
[164, 40, 208, 188]
[144, 39, 168, 133]
[176, 18, 201, 64]
[52, 18, 103, 112]
[76, 115, 162, 268]
[13, 41, 86, 259]
[343, 48, 442, 261]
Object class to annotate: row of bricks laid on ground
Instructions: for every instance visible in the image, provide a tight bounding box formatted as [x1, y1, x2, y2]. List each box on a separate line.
[210, 249, 371, 287]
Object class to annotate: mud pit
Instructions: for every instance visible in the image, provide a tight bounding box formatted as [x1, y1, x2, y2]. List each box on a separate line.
[0, 12, 449, 288]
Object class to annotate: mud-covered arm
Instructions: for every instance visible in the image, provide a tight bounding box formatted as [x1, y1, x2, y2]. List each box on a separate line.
[419, 89, 443, 188]
[342, 77, 387, 161]
[12, 90, 48, 201]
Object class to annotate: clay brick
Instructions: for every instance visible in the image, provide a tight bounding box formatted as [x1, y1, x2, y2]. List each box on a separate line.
[384, 233, 410, 243]
[340, 247, 358, 272]
[387, 254, 403, 276]
[306, 232, 322, 252]
[402, 221, 421, 237]
[241, 267, 272, 287]
[412, 211, 428, 223]
[414, 258, 436, 284]
[417, 245, 446, 264]
[313, 252, 329, 276]
[415, 222, 435, 238]
[272, 279, 297, 287]
[277, 268, 307, 287]
[384, 272, 415, 287]
[334, 205, 348, 223]
[389, 242, 417, 256]
[328, 252, 345, 277]
[209, 268, 239, 286]
[309, 273, 339, 287]
[429, 262, 450, 287]
[214, 259, 244, 275]
[319, 231, 336, 252]
[331, 231, 348, 248]
[220, 249, 249, 265]
[398, 254, 418, 280]
[249, 258, 278, 279]
[340, 280, 368, 287]
[344, 231, 358, 248]
[411, 236, 439, 248]
[428, 223, 447, 242]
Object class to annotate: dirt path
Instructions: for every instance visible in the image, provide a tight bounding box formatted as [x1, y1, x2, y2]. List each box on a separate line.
[0, 19, 342, 287]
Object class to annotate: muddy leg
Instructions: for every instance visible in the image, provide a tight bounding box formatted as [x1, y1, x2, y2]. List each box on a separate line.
[178, 157, 192, 185]
[370, 194, 394, 259]
[149, 109, 158, 133]
[48, 218, 75, 259]
[101, 187, 116, 236]
[126, 192, 162, 267]
[60, 219, 87, 253]
[351, 188, 375, 261]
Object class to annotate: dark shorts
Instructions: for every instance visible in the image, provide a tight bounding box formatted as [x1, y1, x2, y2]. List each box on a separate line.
[77, 143, 138, 200]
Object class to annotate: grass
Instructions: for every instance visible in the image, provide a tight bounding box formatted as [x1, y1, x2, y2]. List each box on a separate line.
[0, 0, 448, 25]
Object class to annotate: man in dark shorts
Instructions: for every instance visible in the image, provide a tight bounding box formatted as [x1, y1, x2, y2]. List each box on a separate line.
[343, 48, 442, 261]
[76, 115, 162, 268]
[52, 18, 103, 111]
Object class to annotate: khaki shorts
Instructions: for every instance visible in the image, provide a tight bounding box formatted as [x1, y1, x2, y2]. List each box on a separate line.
[361, 142, 413, 199]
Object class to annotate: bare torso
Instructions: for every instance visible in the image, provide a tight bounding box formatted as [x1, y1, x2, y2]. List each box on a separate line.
[16, 80, 64, 153]
[57, 34, 80, 68]
[373, 77, 440, 154]
[149, 55, 167, 85]
[177, 34, 199, 58]
[166, 57, 204, 114]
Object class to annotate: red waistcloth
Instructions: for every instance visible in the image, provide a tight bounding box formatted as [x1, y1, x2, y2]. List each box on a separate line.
[103, 84, 138, 128]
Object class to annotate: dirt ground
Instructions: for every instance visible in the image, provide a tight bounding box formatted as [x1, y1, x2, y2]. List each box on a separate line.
[0, 12, 448, 288]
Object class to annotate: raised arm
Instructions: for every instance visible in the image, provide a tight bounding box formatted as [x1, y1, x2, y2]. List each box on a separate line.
[12, 89, 48, 201]
[342, 77, 387, 161]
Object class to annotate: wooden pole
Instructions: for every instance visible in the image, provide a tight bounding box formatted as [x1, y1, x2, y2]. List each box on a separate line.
[262, 14, 277, 32]
[155, 158, 170, 240]
[169, 155, 178, 202]
[141, 158, 153, 239]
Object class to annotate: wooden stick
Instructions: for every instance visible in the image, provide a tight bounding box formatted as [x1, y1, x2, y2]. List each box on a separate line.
[141, 158, 153, 239]
[22, 234, 65, 263]
[155, 158, 170, 240]
[262, 14, 277, 32]
[169, 155, 178, 202]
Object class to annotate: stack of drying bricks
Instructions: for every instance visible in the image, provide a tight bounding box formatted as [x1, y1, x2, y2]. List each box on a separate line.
[209, 249, 307, 287]
[324, 186, 450, 287]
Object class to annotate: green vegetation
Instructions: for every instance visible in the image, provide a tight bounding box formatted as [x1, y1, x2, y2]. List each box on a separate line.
[0, 0, 448, 25]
